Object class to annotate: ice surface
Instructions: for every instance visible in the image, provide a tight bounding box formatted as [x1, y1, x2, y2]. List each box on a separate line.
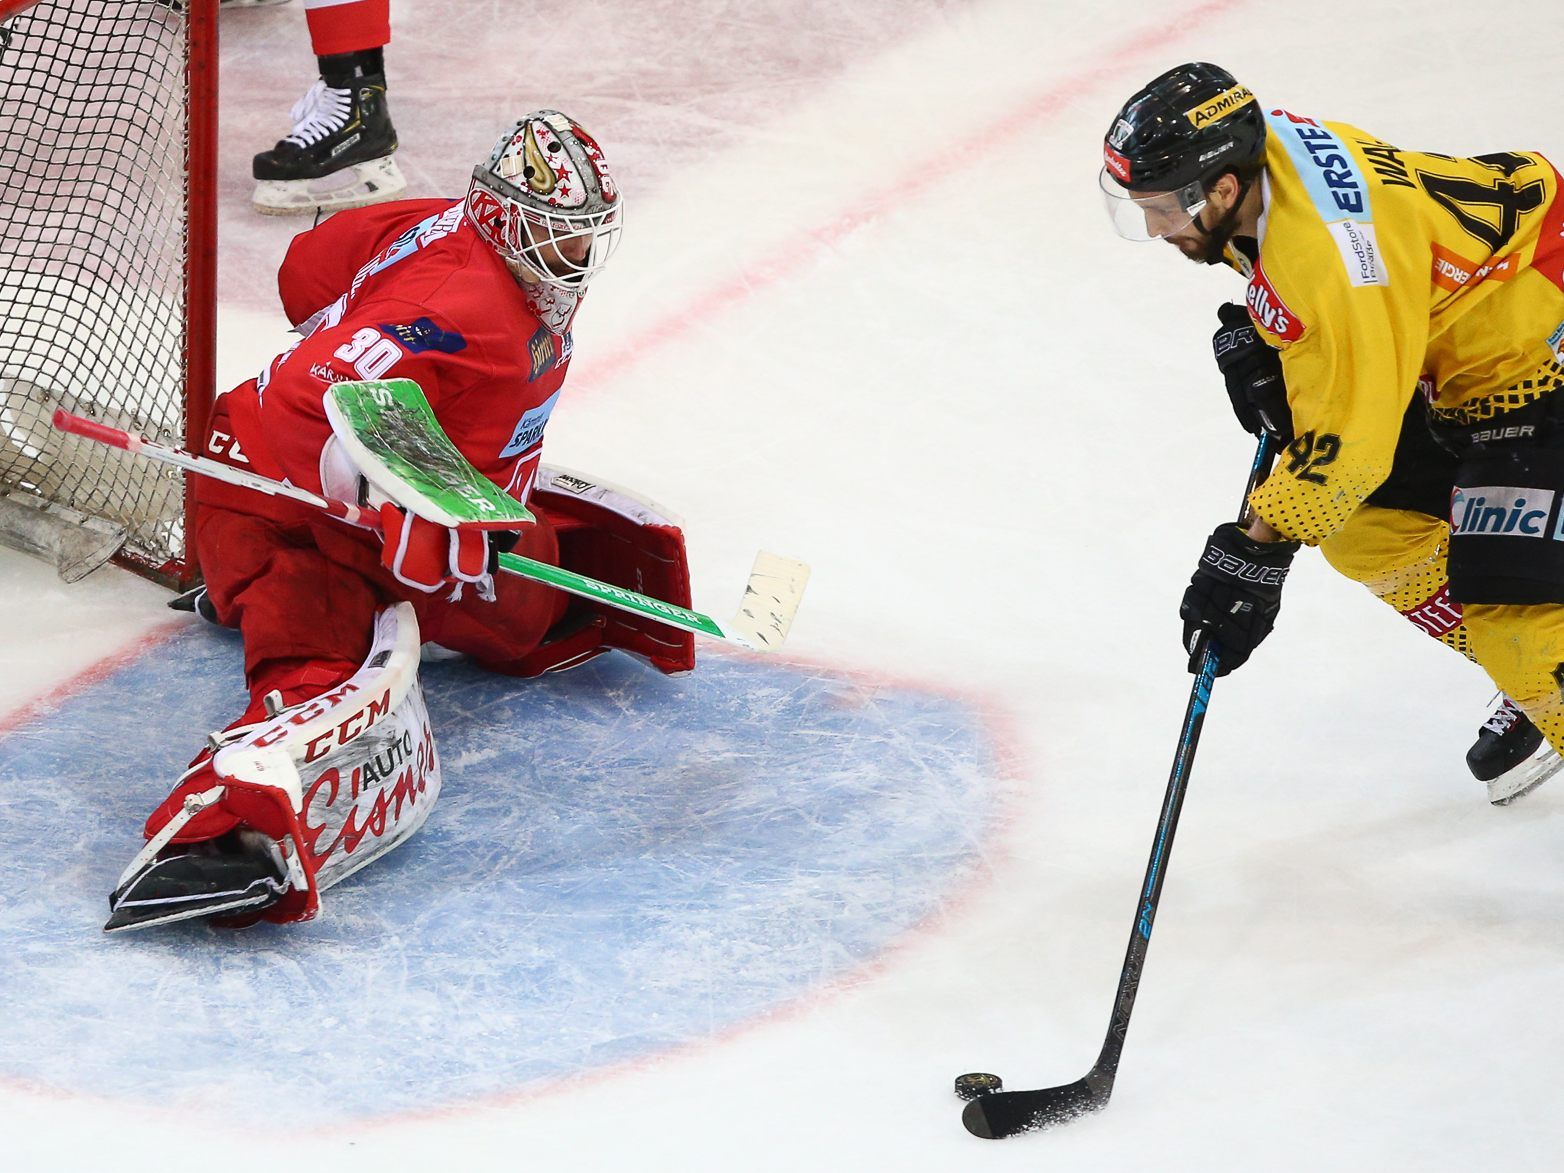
[4, 0, 1564, 1170]
[0, 627, 996, 1125]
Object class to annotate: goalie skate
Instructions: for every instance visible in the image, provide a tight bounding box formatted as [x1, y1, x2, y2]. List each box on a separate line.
[1468, 697, 1564, 806]
[105, 826, 292, 933]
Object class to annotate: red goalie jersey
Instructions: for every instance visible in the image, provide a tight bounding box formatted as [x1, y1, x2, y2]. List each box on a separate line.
[224, 196, 575, 507]
[194, 195, 693, 688]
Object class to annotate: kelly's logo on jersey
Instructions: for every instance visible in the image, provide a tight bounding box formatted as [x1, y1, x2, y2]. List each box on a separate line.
[1185, 84, 1255, 129]
[1451, 485, 1558, 539]
[1245, 262, 1304, 343]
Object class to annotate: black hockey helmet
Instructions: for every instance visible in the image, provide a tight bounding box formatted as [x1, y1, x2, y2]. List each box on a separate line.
[1100, 63, 1265, 244]
[1102, 62, 1265, 192]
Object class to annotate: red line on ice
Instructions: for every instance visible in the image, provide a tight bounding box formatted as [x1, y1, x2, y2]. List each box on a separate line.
[573, 0, 1237, 393]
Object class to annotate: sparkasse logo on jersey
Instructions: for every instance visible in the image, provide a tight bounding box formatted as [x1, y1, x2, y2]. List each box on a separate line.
[1184, 84, 1255, 128]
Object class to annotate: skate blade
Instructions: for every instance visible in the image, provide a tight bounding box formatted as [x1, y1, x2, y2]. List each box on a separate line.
[1488, 745, 1564, 806]
[252, 156, 407, 217]
[104, 887, 280, 933]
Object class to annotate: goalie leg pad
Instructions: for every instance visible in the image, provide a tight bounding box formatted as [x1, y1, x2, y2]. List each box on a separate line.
[135, 603, 439, 925]
[507, 466, 696, 677]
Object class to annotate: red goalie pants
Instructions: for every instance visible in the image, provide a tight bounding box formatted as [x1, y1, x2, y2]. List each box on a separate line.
[140, 475, 567, 846]
[190, 477, 568, 696]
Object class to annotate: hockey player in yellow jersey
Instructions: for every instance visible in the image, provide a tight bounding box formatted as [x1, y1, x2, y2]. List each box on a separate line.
[1100, 62, 1564, 803]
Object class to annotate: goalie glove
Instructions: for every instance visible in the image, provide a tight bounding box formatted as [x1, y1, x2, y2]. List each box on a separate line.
[1179, 521, 1299, 676]
[379, 502, 494, 599]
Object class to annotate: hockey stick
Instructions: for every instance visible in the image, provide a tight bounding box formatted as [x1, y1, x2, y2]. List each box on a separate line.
[961, 433, 1276, 1139]
[51, 408, 809, 653]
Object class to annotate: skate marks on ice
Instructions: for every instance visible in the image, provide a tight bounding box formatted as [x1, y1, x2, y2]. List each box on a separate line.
[0, 627, 998, 1124]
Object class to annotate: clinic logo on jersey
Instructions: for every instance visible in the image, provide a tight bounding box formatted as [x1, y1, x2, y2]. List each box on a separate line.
[1245, 260, 1304, 342]
[379, 317, 467, 355]
[1451, 485, 1558, 539]
[1185, 84, 1254, 128]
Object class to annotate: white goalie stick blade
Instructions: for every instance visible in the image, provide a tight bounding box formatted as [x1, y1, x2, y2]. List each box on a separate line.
[725, 552, 811, 652]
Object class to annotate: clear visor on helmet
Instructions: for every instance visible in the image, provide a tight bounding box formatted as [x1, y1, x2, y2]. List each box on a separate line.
[1099, 168, 1208, 242]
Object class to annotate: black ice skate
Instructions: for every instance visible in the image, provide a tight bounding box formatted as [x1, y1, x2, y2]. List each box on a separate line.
[168, 582, 223, 626]
[105, 830, 289, 933]
[1468, 696, 1563, 806]
[251, 66, 405, 216]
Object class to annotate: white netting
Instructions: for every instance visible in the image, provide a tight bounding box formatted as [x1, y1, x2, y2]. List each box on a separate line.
[0, 1, 193, 574]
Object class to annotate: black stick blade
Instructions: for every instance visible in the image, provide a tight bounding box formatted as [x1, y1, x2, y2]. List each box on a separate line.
[961, 1077, 1106, 1138]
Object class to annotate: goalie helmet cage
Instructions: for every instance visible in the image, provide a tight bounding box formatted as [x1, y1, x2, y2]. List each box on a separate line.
[0, 0, 216, 587]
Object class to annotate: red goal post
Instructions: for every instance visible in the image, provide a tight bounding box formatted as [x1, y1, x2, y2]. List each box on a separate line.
[0, 0, 216, 587]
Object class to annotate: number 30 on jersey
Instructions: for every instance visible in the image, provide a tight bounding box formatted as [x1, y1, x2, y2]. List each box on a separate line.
[334, 327, 402, 381]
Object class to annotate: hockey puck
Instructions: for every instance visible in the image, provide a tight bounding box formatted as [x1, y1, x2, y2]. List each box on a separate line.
[953, 1072, 1003, 1101]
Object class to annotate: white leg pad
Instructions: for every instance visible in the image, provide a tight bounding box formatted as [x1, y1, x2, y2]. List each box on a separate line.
[213, 601, 442, 911]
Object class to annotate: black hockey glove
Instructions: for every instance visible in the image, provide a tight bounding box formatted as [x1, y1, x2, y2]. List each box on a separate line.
[1179, 522, 1300, 677]
[1212, 302, 1293, 445]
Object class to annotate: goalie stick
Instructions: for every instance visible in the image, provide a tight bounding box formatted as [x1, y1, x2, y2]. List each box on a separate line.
[961, 434, 1275, 1140]
[51, 407, 809, 654]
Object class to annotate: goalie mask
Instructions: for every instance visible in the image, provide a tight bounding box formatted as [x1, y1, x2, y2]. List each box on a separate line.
[465, 110, 624, 291]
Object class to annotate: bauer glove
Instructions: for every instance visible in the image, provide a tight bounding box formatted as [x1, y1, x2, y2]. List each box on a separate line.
[379, 503, 494, 600]
[1179, 521, 1299, 676]
[1212, 302, 1292, 445]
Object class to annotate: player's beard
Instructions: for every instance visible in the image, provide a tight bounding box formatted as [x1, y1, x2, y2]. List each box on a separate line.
[1180, 177, 1253, 266]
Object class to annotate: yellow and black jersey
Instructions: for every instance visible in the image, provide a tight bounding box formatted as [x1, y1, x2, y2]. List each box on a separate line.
[1228, 108, 1564, 544]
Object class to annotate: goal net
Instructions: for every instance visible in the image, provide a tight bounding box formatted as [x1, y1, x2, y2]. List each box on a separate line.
[0, 0, 215, 584]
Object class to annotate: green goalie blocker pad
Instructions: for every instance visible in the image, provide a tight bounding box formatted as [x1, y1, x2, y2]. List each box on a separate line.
[505, 472, 696, 678]
[324, 378, 536, 530]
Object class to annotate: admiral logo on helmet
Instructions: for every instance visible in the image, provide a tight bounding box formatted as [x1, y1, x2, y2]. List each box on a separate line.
[1109, 119, 1134, 149]
[1185, 84, 1256, 129]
